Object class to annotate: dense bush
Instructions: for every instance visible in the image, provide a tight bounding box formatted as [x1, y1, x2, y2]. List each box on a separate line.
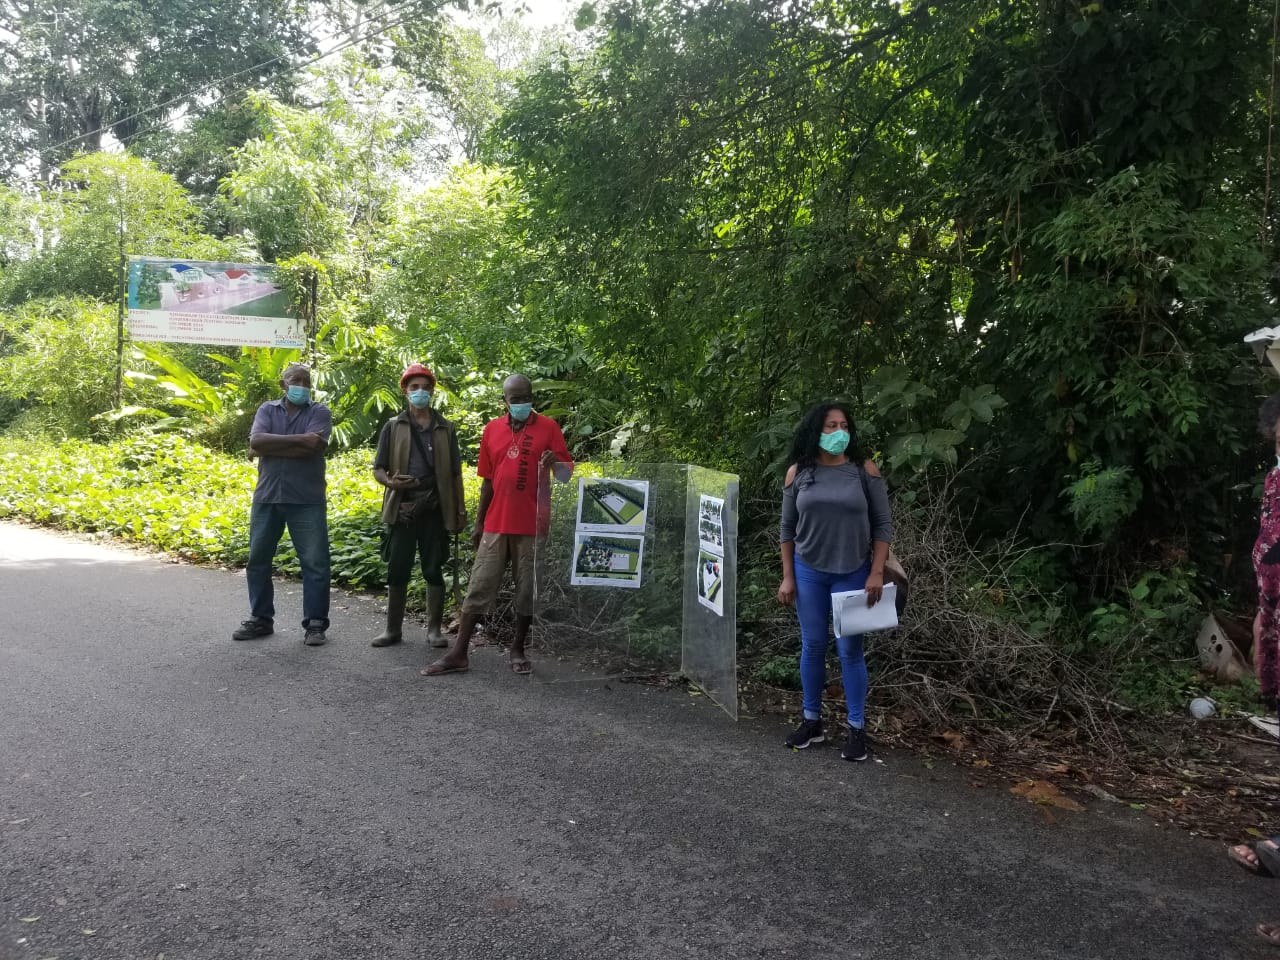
[2, 0, 1276, 731]
[0, 434, 481, 591]
[0, 431, 1245, 719]
[0, 298, 131, 437]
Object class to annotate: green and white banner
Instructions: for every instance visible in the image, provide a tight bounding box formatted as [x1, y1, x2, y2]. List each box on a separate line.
[126, 258, 303, 348]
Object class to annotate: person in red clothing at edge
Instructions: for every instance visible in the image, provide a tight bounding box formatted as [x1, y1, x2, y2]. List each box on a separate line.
[422, 373, 573, 677]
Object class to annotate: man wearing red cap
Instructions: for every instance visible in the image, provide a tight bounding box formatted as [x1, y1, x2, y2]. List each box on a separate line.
[370, 363, 467, 647]
[423, 373, 573, 677]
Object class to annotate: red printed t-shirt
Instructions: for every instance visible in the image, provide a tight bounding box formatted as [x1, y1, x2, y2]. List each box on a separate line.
[477, 412, 574, 535]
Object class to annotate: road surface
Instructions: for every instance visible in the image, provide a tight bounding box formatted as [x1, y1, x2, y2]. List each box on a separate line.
[0, 521, 1274, 959]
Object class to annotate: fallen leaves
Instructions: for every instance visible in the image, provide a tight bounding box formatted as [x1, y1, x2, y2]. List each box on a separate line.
[931, 729, 969, 751]
[1009, 779, 1085, 813]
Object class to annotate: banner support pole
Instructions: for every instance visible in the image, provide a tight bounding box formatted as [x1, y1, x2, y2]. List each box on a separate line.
[306, 268, 319, 364]
[114, 184, 127, 412]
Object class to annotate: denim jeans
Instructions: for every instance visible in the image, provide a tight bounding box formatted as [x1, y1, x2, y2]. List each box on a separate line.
[247, 502, 330, 630]
[794, 555, 870, 728]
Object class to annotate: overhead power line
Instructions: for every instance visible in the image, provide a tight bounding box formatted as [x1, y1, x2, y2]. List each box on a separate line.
[32, 0, 433, 166]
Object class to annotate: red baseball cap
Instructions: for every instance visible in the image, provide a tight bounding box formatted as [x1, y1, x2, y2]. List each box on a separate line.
[400, 363, 436, 390]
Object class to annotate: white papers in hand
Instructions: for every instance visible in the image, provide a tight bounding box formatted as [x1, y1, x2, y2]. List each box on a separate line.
[832, 583, 899, 636]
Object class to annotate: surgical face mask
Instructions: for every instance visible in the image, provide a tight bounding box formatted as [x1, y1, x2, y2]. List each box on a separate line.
[408, 389, 432, 409]
[286, 385, 311, 406]
[819, 429, 850, 455]
[508, 402, 533, 422]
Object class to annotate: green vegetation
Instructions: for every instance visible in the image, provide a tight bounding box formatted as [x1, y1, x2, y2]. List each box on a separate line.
[0, 434, 482, 591]
[0, 0, 1275, 728]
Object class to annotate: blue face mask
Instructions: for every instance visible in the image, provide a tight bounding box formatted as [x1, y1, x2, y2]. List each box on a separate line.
[819, 429, 850, 455]
[508, 402, 533, 422]
[408, 389, 432, 409]
[286, 385, 310, 406]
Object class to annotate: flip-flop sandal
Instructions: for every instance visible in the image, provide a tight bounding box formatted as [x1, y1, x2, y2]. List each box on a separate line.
[1257, 840, 1280, 878]
[510, 658, 533, 676]
[420, 661, 469, 677]
[1257, 922, 1280, 946]
[1230, 843, 1277, 877]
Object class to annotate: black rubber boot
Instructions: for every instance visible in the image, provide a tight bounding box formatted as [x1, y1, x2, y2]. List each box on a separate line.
[426, 584, 448, 648]
[372, 585, 407, 646]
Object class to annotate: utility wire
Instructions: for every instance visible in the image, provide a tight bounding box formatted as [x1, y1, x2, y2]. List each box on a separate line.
[31, 0, 432, 166]
[108, 8, 423, 158]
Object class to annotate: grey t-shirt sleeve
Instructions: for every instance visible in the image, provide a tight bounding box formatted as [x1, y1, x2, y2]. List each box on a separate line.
[863, 470, 894, 544]
[780, 478, 799, 543]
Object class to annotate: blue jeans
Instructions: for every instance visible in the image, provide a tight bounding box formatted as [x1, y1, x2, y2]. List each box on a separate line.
[794, 556, 870, 728]
[246, 502, 330, 630]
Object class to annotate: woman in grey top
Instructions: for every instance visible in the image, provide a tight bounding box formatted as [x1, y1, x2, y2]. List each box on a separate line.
[778, 402, 893, 761]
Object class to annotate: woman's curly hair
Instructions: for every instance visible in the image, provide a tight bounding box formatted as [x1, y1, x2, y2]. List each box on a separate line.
[1260, 392, 1280, 440]
[787, 401, 864, 481]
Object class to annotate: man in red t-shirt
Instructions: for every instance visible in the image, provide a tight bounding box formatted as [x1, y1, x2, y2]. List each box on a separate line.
[422, 373, 573, 677]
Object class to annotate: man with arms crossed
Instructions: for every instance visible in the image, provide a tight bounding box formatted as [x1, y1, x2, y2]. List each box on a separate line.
[232, 362, 332, 646]
[422, 374, 572, 677]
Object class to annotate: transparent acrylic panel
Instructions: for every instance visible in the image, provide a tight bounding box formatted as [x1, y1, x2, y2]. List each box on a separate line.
[535, 462, 688, 675]
[681, 467, 739, 719]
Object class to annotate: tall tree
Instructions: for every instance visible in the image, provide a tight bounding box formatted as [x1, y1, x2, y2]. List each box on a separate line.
[951, 0, 1272, 567]
[0, 0, 313, 179]
[399, 18, 564, 161]
[222, 54, 432, 263]
[0, 152, 237, 304]
[493, 0, 1275, 588]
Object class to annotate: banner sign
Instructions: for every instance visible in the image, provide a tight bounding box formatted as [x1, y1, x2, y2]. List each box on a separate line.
[126, 258, 304, 348]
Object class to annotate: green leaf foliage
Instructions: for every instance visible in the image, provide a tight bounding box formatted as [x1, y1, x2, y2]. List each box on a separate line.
[2, 0, 1279, 720]
[0, 434, 483, 591]
[0, 154, 242, 305]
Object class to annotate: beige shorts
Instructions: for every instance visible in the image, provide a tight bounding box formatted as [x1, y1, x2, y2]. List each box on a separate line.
[463, 532, 537, 617]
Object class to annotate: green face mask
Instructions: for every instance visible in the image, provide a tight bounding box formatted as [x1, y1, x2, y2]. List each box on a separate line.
[819, 429, 850, 455]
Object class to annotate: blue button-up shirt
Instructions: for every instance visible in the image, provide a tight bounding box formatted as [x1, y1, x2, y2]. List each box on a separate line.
[249, 397, 332, 505]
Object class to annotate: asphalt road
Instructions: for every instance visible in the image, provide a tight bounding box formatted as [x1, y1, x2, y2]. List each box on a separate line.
[1, 519, 1278, 960]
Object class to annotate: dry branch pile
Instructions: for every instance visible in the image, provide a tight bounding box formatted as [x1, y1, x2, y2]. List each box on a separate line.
[876, 472, 1123, 746]
[741, 469, 1132, 750]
